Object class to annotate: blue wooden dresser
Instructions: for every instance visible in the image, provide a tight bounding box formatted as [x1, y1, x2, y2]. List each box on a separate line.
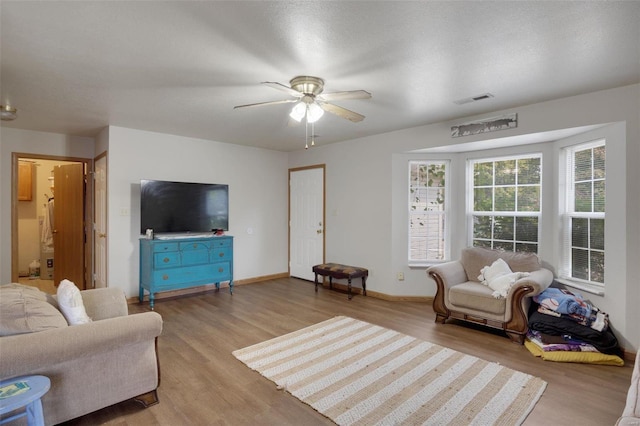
[139, 235, 233, 309]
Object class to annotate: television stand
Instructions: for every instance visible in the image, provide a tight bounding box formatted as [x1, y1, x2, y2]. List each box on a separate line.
[139, 235, 233, 309]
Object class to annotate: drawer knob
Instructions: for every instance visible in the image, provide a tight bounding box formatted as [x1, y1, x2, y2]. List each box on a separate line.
[162, 274, 169, 280]
[219, 252, 224, 257]
[193, 244, 197, 248]
[218, 267, 224, 273]
[163, 257, 170, 263]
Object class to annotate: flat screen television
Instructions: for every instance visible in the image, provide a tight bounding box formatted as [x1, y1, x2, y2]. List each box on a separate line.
[140, 179, 229, 235]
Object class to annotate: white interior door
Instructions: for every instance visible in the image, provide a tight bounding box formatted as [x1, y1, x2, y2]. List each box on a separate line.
[289, 167, 324, 281]
[93, 156, 107, 288]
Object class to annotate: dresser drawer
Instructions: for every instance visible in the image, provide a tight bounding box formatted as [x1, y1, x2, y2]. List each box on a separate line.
[152, 242, 179, 253]
[154, 252, 180, 268]
[211, 262, 231, 281]
[211, 247, 231, 261]
[212, 238, 232, 248]
[182, 249, 210, 266]
[152, 264, 217, 286]
[179, 241, 210, 251]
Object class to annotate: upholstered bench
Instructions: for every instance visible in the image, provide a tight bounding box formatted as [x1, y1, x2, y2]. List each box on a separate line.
[312, 263, 368, 300]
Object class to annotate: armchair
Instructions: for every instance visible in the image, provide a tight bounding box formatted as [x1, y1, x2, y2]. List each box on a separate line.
[427, 247, 553, 344]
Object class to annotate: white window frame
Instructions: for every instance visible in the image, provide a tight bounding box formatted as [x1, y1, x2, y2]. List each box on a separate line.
[558, 139, 606, 289]
[408, 160, 450, 265]
[466, 153, 542, 253]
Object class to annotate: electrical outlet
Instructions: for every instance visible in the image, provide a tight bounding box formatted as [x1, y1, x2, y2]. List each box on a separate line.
[397, 272, 404, 281]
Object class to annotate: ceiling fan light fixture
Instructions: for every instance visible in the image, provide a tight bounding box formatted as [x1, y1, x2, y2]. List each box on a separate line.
[289, 102, 306, 122]
[306, 102, 324, 123]
[290, 76, 324, 96]
[0, 105, 17, 121]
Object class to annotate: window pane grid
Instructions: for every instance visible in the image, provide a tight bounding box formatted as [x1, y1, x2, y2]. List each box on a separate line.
[561, 141, 605, 286]
[469, 155, 541, 253]
[409, 161, 449, 262]
[568, 216, 604, 283]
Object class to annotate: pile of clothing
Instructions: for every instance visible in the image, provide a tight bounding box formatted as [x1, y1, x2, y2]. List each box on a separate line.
[525, 287, 624, 365]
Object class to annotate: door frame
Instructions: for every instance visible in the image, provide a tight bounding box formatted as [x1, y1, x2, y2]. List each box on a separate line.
[288, 164, 326, 277]
[11, 153, 94, 286]
[93, 151, 108, 288]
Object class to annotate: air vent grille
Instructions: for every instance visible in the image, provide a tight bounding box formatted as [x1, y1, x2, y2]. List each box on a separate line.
[453, 93, 494, 105]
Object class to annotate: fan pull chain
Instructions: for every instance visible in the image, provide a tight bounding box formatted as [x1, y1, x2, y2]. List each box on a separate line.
[305, 116, 309, 149]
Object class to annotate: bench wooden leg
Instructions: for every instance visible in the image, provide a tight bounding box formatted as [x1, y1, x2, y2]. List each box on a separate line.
[314, 273, 319, 292]
[348, 278, 353, 300]
[362, 277, 367, 296]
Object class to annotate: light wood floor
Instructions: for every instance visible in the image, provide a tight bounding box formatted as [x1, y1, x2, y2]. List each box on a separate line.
[62, 278, 633, 426]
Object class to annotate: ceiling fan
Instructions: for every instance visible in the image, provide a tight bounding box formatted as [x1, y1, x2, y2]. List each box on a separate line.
[233, 76, 371, 123]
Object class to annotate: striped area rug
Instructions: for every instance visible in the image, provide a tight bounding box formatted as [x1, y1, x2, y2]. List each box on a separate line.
[233, 316, 547, 426]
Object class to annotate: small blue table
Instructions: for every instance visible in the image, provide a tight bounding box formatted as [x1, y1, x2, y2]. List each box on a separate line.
[0, 375, 50, 426]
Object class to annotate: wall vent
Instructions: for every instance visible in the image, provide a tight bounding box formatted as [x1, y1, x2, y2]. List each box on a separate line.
[453, 93, 494, 105]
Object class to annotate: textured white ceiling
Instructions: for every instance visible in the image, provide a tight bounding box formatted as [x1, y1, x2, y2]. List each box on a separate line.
[1, 1, 639, 151]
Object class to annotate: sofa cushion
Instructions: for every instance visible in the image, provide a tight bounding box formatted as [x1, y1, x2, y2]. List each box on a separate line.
[57, 279, 92, 325]
[501, 250, 542, 273]
[461, 247, 541, 282]
[448, 281, 506, 315]
[0, 283, 68, 336]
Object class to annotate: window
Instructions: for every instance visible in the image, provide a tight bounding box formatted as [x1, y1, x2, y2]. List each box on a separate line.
[409, 161, 449, 263]
[560, 141, 605, 285]
[468, 154, 542, 253]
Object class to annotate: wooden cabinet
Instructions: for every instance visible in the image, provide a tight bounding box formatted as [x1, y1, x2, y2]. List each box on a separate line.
[18, 162, 33, 201]
[139, 236, 233, 309]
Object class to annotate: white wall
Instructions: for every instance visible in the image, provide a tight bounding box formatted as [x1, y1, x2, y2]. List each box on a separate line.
[288, 84, 639, 351]
[0, 127, 94, 280]
[105, 126, 290, 299]
[2, 84, 638, 351]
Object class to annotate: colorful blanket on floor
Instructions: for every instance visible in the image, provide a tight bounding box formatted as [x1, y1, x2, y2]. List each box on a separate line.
[526, 330, 598, 352]
[524, 339, 624, 366]
[528, 310, 622, 356]
[533, 287, 608, 332]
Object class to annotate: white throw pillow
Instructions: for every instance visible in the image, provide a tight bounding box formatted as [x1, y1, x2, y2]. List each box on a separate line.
[477, 258, 512, 284]
[486, 271, 530, 299]
[57, 279, 92, 325]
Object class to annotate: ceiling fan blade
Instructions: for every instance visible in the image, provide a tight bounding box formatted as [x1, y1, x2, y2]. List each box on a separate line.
[318, 101, 365, 122]
[317, 90, 371, 102]
[233, 99, 298, 109]
[262, 81, 303, 97]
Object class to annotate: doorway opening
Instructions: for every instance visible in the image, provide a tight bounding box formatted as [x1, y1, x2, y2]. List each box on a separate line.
[11, 153, 93, 294]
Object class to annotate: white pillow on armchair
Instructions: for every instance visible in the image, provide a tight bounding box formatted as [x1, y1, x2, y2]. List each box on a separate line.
[478, 258, 530, 298]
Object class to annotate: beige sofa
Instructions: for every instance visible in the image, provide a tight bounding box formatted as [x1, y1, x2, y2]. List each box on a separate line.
[617, 349, 640, 425]
[0, 284, 162, 425]
[427, 247, 553, 344]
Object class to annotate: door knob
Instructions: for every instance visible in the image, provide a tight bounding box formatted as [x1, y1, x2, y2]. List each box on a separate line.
[317, 229, 323, 234]
[98, 233, 107, 238]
